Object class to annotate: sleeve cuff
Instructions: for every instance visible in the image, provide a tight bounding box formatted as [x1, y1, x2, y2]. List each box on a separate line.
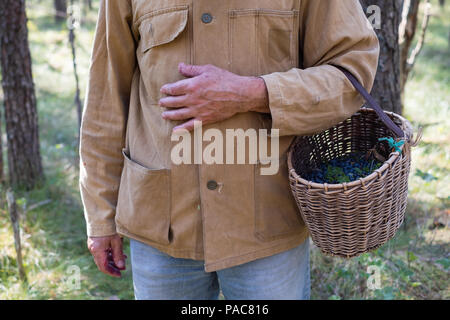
[260, 73, 288, 136]
[86, 221, 117, 237]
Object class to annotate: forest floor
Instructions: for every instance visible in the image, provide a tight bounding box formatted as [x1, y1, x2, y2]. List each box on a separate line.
[0, 0, 448, 299]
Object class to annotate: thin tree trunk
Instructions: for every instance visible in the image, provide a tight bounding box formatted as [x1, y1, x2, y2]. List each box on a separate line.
[69, 0, 83, 138]
[85, 0, 93, 10]
[399, 0, 421, 89]
[360, 0, 404, 115]
[82, 0, 93, 22]
[7, 189, 27, 282]
[399, 0, 432, 93]
[54, 0, 67, 23]
[0, 0, 44, 189]
[0, 88, 4, 183]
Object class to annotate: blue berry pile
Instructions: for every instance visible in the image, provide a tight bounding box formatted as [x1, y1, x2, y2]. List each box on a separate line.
[305, 152, 383, 184]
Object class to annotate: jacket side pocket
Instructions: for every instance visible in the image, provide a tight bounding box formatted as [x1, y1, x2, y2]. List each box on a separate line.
[115, 149, 171, 245]
[254, 153, 304, 242]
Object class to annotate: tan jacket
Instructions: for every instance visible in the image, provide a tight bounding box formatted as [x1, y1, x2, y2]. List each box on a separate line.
[79, 0, 379, 272]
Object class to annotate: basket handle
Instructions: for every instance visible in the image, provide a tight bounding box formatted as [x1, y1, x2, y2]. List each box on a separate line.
[335, 66, 405, 139]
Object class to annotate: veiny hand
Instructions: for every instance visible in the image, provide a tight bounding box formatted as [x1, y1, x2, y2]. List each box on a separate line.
[159, 63, 270, 132]
[87, 235, 127, 278]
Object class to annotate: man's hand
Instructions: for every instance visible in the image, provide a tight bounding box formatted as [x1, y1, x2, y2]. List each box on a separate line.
[160, 63, 270, 132]
[87, 235, 127, 278]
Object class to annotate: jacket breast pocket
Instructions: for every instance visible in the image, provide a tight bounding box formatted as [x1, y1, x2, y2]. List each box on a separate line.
[229, 9, 299, 76]
[136, 5, 191, 104]
[115, 149, 171, 245]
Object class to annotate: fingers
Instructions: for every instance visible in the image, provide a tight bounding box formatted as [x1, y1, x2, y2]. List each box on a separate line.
[160, 78, 192, 96]
[160, 63, 212, 96]
[105, 249, 122, 277]
[160, 63, 210, 96]
[93, 247, 121, 278]
[88, 236, 124, 278]
[92, 249, 107, 273]
[111, 236, 126, 270]
[159, 95, 189, 109]
[160, 63, 216, 105]
[162, 108, 194, 121]
[178, 62, 207, 78]
[173, 118, 199, 133]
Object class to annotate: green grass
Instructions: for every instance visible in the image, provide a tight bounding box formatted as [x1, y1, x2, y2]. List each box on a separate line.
[0, 0, 448, 300]
[0, 0, 133, 300]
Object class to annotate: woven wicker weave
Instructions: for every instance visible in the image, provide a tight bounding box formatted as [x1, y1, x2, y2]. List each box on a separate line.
[288, 108, 415, 258]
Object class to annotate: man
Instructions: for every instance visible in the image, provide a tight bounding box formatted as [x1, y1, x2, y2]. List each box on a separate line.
[80, 0, 379, 300]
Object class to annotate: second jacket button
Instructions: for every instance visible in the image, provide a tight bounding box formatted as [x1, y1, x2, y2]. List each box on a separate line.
[207, 180, 218, 190]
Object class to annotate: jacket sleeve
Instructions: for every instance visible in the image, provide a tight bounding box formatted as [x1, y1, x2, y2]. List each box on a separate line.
[79, 0, 136, 237]
[260, 0, 380, 136]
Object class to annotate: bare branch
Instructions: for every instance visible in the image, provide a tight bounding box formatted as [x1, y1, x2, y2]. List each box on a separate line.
[406, 0, 432, 73]
[25, 199, 52, 213]
[399, 0, 421, 93]
[7, 189, 27, 282]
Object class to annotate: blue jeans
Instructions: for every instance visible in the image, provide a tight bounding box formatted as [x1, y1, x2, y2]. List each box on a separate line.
[130, 238, 310, 300]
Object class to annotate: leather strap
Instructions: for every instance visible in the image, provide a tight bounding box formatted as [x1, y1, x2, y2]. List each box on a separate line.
[335, 66, 405, 138]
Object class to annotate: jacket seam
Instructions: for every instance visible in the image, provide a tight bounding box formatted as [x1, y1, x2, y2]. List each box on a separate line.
[134, 5, 189, 27]
[229, 9, 299, 18]
[117, 228, 204, 256]
[205, 231, 309, 270]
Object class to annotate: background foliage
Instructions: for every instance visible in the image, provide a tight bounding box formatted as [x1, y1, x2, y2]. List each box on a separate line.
[0, 0, 448, 299]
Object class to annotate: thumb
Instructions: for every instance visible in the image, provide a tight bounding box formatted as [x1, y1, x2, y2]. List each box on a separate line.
[179, 63, 205, 78]
[111, 236, 126, 270]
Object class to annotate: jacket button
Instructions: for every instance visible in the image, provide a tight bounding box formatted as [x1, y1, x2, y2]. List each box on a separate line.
[201, 13, 213, 24]
[207, 180, 218, 190]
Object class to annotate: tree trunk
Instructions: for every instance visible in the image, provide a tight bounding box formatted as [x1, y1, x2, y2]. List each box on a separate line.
[0, 0, 44, 189]
[0, 87, 4, 183]
[360, 0, 403, 115]
[0, 103, 3, 184]
[399, 0, 421, 91]
[7, 189, 27, 282]
[85, 0, 93, 10]
[54, 0, 67, 23]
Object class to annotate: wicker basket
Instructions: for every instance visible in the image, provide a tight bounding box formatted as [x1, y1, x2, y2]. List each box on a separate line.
[288, 68, 421, 258]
